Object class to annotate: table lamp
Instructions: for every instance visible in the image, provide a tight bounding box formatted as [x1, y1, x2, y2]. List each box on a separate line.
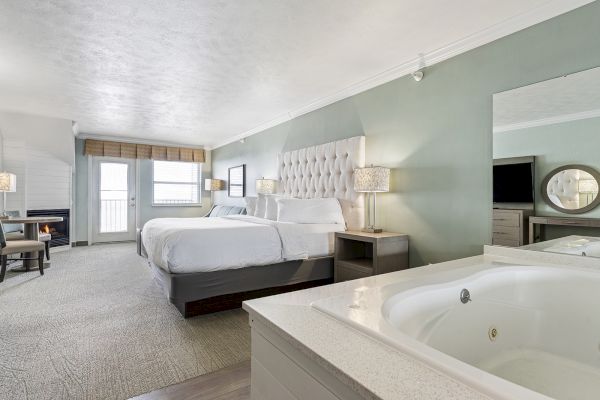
[204, 179, 225, 191]
[256, 178, 277, 195]
[354, 166, 390, 233]
[204, 178, 225, 205]
[0, 172, 16, 216]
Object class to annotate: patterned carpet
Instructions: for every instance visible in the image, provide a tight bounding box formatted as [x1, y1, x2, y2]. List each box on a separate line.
[0, 243, 250, 400]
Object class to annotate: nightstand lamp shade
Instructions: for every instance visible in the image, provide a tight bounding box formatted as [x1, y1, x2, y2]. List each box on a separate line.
[204, 179, 225, 191]
[353, 166, 390, 233]
[256, 178, 277, 195]
[354, 167, 390, 192]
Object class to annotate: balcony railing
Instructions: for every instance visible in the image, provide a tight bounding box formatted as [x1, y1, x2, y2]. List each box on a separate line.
[100, 199, 128, 233]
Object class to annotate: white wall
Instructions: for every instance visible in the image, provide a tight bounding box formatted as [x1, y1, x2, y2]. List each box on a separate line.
[0, 110, 75, 216]
[0, 111, 75, 164]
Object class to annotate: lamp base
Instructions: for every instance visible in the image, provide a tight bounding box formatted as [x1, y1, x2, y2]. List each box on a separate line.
[362, 227, 383, 233]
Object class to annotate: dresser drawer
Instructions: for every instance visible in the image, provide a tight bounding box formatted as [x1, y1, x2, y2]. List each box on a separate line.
[492, 238, 520, 247]
[492, 211, 521, 227]
[492, 224, 520, 239]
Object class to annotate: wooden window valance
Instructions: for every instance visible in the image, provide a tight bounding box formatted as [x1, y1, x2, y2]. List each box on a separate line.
[83, 139, 205, 163]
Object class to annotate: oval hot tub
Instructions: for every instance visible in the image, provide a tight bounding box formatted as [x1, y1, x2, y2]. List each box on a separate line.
[312, 262, 600, 400]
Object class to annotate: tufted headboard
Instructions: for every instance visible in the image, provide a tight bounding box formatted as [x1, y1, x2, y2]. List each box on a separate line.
[277, 136, 365, 230]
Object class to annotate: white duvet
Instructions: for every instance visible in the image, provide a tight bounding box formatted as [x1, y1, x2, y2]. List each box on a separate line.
[141, 215, 344, 273]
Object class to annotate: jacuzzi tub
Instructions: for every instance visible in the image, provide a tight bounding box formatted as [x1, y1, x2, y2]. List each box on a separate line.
[312, 262, 600, 400]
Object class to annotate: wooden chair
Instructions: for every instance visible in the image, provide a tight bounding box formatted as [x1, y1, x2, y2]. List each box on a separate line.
[0, 221, 45, 283]
[3, 211, 51, 260]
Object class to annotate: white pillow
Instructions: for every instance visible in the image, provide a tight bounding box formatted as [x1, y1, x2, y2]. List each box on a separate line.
[264, 194, 282, 220]
[254, 194, 267, 218]
[277, 198, 345, 225]
[244, 196, 257, 216]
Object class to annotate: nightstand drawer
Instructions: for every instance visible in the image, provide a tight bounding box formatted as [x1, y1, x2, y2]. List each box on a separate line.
[335, 262, 372, 282]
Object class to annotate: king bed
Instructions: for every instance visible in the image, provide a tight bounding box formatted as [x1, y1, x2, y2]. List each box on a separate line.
[140, 136, 365, 317]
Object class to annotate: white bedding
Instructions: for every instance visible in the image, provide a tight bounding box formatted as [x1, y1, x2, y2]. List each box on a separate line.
[141, 215, 344, 273]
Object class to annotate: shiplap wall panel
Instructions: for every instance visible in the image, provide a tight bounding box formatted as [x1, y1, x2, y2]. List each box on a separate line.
[26, 148, 72, 211]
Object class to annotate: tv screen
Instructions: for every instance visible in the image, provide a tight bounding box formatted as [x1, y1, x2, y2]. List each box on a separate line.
[493, 163, 534, 203]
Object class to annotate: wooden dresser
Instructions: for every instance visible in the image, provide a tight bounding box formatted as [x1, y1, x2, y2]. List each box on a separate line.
[492, 209, 534, 247]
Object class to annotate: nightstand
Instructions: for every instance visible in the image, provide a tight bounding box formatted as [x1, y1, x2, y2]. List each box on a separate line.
[334, 231, 409, 283]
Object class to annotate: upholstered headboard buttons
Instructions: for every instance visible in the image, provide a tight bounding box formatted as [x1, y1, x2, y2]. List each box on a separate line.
[546, 169, 581, 208]
[278, 136, 366, 230]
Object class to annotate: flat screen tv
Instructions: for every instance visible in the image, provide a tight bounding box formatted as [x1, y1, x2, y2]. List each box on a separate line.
[493, 159, 534, 205]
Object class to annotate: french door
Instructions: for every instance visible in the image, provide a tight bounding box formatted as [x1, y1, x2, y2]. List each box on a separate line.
[91, 157, 136, 243]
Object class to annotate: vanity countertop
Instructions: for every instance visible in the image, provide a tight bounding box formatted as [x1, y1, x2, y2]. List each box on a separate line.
[243, 247, 600, 400]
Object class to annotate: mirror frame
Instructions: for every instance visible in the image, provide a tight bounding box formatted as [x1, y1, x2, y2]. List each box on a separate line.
[541, 164, 600, 214]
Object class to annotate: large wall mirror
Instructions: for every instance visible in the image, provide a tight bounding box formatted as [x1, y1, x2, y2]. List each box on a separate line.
[493, 66, 600, 249]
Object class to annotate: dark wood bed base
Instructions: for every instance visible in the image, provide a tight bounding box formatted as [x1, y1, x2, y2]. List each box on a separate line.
[139, 229, 335, 318]
[183, 278, 333, 318]
[143, 232, 333, 318]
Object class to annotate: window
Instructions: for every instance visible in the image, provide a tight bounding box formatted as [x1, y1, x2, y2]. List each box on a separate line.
[153, 161, 202, 205]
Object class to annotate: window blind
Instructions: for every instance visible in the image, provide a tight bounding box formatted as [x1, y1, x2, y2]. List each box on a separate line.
[84, 139, 205, 163]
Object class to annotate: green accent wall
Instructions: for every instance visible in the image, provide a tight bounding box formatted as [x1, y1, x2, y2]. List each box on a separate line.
[212, 2, 600, 267]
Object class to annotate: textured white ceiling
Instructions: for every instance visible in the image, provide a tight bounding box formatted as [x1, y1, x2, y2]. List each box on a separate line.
[0, 0, 588, 147]
[494, 66, 600, 132]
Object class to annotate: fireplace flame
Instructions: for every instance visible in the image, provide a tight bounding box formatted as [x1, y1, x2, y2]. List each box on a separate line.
[41, 224, 50, 234]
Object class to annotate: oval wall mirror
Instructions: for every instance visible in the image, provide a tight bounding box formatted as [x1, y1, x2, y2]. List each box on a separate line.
[542, 165, 600, 214]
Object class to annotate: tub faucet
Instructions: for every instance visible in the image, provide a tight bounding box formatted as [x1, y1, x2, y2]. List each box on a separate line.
[460, 288, 471, 304]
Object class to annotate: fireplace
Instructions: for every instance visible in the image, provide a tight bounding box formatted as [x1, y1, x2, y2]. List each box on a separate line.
[27, 209, 70, 248]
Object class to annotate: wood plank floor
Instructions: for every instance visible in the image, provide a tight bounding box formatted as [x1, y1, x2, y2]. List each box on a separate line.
[130, 361, 250, 400]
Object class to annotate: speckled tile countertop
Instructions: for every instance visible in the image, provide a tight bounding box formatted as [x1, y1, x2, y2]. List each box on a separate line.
[243, 247, 600, 400]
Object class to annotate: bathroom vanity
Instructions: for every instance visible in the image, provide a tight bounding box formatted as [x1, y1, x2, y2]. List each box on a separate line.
[244, 245, 600, 400]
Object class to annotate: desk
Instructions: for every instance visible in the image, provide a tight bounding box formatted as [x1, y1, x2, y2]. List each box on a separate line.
[528, 216, 600, 243]
[3, 216, 63, 271]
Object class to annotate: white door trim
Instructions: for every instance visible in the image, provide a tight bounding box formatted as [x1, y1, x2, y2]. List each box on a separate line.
[89, 156, 137, 243]
[87, 156, 93, 245]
